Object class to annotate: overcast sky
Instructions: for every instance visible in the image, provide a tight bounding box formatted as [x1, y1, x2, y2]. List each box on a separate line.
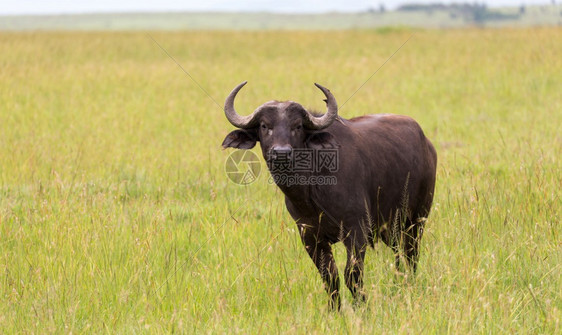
[0, 0, 556, 15]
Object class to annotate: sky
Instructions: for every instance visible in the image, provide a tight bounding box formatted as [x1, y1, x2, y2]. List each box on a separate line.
[0, 0, 556, 15]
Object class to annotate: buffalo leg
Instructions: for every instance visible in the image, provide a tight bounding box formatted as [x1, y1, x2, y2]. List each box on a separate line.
[402, 218, 424, 273]
[343, 239, 367, 305]
[301, 233, 340, 310]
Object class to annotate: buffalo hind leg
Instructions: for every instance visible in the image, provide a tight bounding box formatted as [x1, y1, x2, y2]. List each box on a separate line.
[301, 234, 341, 310]
[402, 218, 424, 273]
[343, 239, 367, 306]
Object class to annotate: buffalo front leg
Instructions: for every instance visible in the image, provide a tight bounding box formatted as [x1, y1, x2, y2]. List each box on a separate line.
[344, 236, 367, 305]
[301, 232, 341, 310]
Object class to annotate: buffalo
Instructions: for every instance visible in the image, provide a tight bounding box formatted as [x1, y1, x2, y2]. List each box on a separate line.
[222, 82, 437, 309]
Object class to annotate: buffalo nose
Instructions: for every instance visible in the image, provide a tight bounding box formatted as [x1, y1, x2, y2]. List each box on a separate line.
[271, 146, 293, 160]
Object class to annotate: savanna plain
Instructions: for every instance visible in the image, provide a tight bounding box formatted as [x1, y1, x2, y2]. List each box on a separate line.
[0, 28, 560, 333]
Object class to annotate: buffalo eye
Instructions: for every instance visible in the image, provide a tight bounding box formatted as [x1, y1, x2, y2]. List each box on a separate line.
[261, 123, 273, 136]
[295, 125, 302, 130]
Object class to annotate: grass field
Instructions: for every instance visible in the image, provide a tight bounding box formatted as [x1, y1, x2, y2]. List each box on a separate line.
[0, 28, 560, 333]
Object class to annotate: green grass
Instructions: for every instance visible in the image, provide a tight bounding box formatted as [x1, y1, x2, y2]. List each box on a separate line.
[0, 29, 560, 333]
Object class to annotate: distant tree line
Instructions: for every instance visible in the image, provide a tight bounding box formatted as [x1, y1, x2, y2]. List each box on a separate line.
[396, 2, 520, 23]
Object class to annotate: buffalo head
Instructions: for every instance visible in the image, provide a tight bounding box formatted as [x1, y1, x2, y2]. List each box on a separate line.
[221, 82, 340, 162]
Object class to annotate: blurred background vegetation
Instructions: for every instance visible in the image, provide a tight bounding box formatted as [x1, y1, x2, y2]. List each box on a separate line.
[1, 3, 561, 30]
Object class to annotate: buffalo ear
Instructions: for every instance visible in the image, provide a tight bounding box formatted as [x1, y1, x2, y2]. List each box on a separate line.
[222, 129, 258, 149]
[305, 131, 340, 149]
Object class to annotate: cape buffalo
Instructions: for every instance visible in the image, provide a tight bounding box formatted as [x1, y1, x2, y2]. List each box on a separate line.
[222, 82, 437, 309]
